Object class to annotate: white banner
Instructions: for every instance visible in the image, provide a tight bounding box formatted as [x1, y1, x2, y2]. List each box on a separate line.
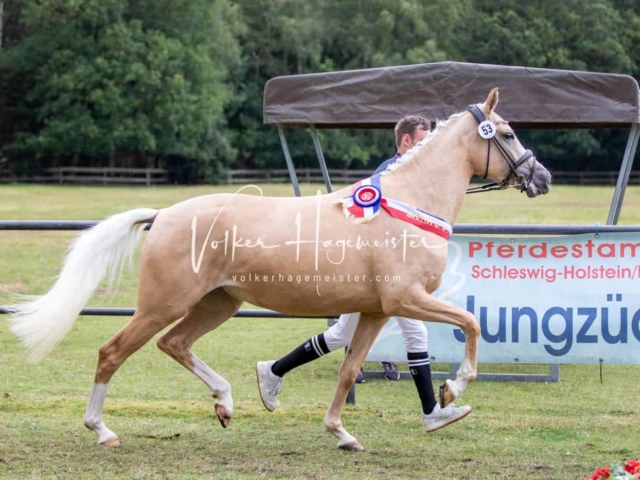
[366, 233, 640, 364]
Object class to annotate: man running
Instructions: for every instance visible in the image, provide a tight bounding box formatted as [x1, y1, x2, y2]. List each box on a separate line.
[256, 115, 471, 432]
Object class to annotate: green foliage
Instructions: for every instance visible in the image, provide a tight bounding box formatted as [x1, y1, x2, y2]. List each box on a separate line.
[0, 0, 241, 181]
[452, 0, 637, 174]
[229, 0, 452, 171]
[1, 0, 639, 181]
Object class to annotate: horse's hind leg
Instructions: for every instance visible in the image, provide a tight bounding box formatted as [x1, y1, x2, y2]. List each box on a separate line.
[324, 313, 388, 451]
[84, 305, 185, 446]
[156, 288, 242, 428]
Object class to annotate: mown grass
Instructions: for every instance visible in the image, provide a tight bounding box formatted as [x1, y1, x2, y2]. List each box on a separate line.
[1, 184, 639, 479]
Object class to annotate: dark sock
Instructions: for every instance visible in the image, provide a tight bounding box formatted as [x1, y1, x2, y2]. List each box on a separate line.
[271, 333, 331, 377]
[408, 351, 437, 415]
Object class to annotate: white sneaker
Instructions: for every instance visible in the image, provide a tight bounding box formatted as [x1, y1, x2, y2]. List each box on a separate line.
[256, 360, 283, 412]
[422, 403, 472, 433]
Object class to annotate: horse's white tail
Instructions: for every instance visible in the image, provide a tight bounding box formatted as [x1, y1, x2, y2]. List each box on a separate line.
[8, 208, 159, 361]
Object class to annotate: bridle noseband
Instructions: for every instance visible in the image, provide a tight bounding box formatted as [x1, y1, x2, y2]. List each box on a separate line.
[465, 104, 538, 195]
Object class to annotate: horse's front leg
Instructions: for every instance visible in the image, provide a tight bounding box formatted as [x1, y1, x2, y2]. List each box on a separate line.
[324, 313, 388, 452]
[391, 286, 480, 407]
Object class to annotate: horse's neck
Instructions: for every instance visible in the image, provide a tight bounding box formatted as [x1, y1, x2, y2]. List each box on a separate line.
[381, 120, 472, 226]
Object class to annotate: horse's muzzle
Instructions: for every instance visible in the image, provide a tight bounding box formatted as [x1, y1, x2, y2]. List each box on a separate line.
[525, 161, 552, 198]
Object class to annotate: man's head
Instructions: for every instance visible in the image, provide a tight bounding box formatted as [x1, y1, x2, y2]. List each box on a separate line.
[395, 115, 431, 154]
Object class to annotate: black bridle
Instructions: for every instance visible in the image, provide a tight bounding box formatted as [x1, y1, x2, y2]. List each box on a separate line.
[465, 104, 537, 195]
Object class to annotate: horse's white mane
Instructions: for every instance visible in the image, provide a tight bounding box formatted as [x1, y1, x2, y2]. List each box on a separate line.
[381, 110, 467, 176]
[338, 109, 469, 223]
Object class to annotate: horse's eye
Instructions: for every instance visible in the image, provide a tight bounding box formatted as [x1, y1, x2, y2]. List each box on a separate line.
[503, 132, 515, 140]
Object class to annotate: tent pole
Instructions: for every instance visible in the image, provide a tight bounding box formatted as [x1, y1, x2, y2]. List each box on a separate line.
[607, 123, 640, 225]
[277, 124, 301, 197]
[309, 125, 333, 193]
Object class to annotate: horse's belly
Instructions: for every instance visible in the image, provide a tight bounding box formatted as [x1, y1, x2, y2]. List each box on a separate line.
[222, 280, 379, 316]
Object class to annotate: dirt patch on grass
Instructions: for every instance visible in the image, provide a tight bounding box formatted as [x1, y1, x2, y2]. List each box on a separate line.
[0, 283, 27, 293]
[94, 285, 122, 295]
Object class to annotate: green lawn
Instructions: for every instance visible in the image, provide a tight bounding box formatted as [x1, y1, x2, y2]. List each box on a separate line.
[1, 184, 639, 479]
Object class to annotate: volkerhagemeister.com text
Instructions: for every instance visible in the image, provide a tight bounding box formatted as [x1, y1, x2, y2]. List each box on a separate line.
[230, 273, 401, 284]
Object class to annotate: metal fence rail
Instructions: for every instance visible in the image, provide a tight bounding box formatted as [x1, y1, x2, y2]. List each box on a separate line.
[227, 169, 640, 186]
[3, 168, 640, 186]
[0, 306, 337, 318]
[3, 220, 640, 234]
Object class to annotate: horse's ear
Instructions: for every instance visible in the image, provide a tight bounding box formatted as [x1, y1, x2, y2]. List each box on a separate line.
[484, 88, 499, 114]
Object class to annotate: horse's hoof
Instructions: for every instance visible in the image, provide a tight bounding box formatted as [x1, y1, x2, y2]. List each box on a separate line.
[100, 437, 122, 447]
[439, 381, 455, 408]
[215, 403, 231, 429]
[338, 441, 365, 452]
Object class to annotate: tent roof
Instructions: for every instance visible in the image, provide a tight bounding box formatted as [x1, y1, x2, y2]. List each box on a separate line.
[263, 61, 640, 129]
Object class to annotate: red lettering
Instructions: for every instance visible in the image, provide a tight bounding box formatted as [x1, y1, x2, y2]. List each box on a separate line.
[620, 243, 640, 257]
[572, 244, 583, 258]
[530, 243, 548, 259]
[518, 244, 526, 257]
[598, 243, 616, 258]
[497, 244, 514, 258]
[551, 245, 568, 258]
[469, 242, 483, 257]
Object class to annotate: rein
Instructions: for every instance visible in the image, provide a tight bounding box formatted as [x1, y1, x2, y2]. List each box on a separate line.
[465, 104, 537, 195]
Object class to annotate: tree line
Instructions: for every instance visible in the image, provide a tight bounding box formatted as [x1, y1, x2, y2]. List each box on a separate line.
[1, 0, 639, 183]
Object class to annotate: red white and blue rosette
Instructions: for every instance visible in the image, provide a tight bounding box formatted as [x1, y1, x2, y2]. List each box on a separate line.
[341, 174, 452, 240]
[343, 175, 383, 220]
[353, 184, 381, 207]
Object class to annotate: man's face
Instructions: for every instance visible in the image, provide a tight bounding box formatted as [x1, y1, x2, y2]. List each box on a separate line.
[408, 126, 429, 147]
[400, 126, 430, 153]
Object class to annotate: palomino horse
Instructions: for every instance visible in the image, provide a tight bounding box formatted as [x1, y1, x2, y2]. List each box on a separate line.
[8, 89, 551, 451]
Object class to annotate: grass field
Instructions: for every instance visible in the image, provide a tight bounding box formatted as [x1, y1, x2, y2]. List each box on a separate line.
[1, 184, 639, 479]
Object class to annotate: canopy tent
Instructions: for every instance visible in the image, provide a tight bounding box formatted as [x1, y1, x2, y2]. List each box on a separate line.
[263, 61, 640, 224]
[264, 62, 640, 129]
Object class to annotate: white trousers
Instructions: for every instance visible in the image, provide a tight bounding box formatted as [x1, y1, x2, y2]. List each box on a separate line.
[324, 313, 428, 354]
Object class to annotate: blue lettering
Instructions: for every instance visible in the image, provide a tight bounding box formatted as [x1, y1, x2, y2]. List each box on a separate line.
[511, 307, 538, 343]
[601, 307, 627, 344]
[576, 308, 598, 344]
[451, 295, 639, 356]
[632, 309, 640, 342]
[542, 307, 573, 356]
[481, 306, 506, 343]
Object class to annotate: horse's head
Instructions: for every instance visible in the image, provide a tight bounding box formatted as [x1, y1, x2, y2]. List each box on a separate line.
[467, 88, 551, 198]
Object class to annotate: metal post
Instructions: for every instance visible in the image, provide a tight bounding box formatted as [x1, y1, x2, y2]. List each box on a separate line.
[607, 123, 640, 225]
[277, 124, 301, 197]
[309, 125, 333, 193]
[440, 362, 559, 382]
[346, 378, 356, 405]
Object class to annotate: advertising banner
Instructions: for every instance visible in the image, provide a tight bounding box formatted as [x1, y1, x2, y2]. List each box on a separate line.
[366, 233, 640, 364]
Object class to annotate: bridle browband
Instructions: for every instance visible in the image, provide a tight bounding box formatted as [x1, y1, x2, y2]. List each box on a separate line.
[465, 104, 537, 195]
